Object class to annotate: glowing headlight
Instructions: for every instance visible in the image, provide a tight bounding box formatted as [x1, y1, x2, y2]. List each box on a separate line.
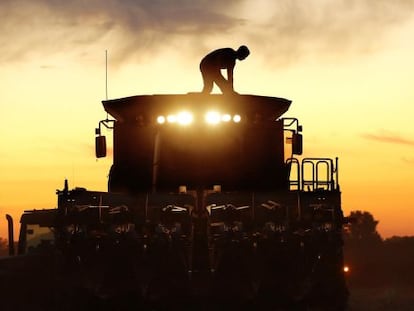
[221, 114, 231, 122]
[157, 116, 166, 124]
[177, 111, 193, 125]
[205, 111, 221, 124]
[158, 111, 241, 125]
[167, 115, 177, 123]
[233, 114, 241, 123]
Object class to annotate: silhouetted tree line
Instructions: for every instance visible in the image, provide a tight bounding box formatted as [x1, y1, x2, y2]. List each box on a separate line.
[344, 211, 414, 288]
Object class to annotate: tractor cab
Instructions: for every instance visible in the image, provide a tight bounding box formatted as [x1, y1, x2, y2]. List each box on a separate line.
[95, 93, 302, 194]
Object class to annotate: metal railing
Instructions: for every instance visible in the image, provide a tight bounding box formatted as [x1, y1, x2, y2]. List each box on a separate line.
[287, 157, 339, 191]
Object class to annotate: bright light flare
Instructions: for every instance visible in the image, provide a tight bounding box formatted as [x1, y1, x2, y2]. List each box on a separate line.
[177, 111, 193, 125]
[205, 111, 221, 124]
[343, 265, 350, 273]
[222, 114, 231, 122]
[233, 114, 241, 123]
[167, 115, 177, 123]
[157, 116, 166, 124]
[159, 111, 241, 125]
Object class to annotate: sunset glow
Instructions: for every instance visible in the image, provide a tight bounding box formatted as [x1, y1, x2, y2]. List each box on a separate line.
[1, 0, 414, 239]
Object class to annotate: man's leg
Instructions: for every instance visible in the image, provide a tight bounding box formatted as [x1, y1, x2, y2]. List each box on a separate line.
[201, 69, 214, 94]
[214, 73, 232, 94]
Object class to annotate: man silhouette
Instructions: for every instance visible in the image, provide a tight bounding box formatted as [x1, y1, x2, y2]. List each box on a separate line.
[200, 45, 250, 94]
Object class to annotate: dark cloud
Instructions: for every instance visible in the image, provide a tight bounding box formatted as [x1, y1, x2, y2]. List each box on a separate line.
[1, 0, 414, 66]
[0, 0, 243, 65]
[250, 0, 414, 65]
[361, 131, 414, 146]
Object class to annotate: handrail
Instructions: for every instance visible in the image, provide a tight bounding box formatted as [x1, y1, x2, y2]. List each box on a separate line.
[286, 158, 300, 190]
[288, 157, 339, 191]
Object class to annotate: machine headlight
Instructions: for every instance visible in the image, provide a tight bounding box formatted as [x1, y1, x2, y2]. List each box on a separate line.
[167, 114, 177, 123]
[158, 111, 193, 125]
[177, 111, 193, 125]
[157, 111, 241, 125]
[205, 111, 241, 124]
[205, 111, 221, 124]
[157, 116, 166, 124]
[221, 114, 231, 122]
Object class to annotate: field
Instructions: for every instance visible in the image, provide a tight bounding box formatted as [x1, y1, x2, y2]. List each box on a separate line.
[347, 285, 414, 310]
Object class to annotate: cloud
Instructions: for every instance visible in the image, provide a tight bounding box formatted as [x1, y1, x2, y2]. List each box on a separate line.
[402, 157, 414, 165]
[0, 0, 243, 65]
[1, 0, 414, 67]
[247, 0, 414, 65]
[361, 130, 414, 146]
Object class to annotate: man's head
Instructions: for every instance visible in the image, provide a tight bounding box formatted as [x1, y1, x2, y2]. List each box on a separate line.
[236, 45, 250, 60]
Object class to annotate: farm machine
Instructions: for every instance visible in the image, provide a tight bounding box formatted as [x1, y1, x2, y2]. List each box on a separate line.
[1, 93, 348, 310]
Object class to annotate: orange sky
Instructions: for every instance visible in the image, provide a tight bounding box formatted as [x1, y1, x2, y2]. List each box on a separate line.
[1, 0, 414, 239]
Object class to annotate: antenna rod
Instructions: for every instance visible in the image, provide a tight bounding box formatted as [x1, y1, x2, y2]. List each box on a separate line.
[105, 50, 109, 121]
[105, 50, 108, 100]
